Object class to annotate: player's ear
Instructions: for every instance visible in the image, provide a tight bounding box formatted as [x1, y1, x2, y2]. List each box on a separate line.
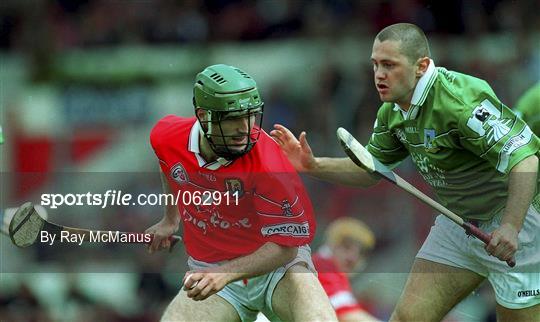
[415, 57, 430, 77]
[195, 108, 207, 120]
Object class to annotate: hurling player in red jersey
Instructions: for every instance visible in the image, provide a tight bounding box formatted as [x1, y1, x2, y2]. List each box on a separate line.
[145, 64, 336, 321]
[313, 217, 381, 322]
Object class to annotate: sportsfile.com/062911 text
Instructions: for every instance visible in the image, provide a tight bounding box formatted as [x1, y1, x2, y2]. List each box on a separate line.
[40, 190, 240, 209]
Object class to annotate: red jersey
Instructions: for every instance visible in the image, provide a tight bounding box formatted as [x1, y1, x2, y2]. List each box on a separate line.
[313, 248, 364, 317]
[150, 115, 315, 262]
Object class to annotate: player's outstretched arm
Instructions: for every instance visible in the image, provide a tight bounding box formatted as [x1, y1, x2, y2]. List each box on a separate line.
[271, 124, 379, 187]
[146, 169, 181, 253]
[270, 124, 317, 172]
[183, 242, 297, 301]
[486, 154, 539, 261]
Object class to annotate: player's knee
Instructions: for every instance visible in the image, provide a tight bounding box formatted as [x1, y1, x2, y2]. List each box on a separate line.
[389, 307, 407, 322]
[276, 264, 337, 321]
[292, 303, 337, 322]
[160, 297, 182, 321]
[160, 291, 191, 321]
[390, 304, 441, 322]
[391, 297, 423, 322]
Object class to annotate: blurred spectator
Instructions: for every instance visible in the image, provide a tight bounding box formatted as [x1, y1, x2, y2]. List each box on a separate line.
[1, 0, 537, 51]
[313, 217, 381, 322]
[514, 82, 540, 136]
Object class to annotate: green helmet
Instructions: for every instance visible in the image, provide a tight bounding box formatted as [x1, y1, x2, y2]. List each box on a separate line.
[193, 64, 264, 160]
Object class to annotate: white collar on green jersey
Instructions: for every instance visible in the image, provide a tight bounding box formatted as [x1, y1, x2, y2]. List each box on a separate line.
[393, 59, 437, 120]
[188, 121, 232, 170]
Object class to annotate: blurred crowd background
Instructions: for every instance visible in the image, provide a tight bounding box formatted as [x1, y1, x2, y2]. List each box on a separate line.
[1, 0, 538, 321]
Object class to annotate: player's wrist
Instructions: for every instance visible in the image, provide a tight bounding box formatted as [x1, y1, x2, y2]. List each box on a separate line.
[162, 214, 180, 228]
[226, 272, 243, 284]
[309, 157, 322, 172]
[209, 265, 241, 284]
[499, 221, 521, 233]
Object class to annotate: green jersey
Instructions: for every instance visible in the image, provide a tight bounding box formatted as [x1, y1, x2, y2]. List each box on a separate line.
[367, 61, 540, 221]
[515, 82, 540, 137]
[0, 125, 3, 145]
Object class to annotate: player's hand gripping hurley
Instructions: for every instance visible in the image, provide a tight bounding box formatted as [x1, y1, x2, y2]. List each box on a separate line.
[337, 128, 516, 267]
[7, 202, 182, 251]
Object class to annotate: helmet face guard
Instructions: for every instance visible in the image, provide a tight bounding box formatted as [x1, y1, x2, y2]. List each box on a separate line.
[196, 105, 264, 160]
[193, 64, 265, 160]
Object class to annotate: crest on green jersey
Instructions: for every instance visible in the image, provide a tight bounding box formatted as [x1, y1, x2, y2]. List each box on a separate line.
[424, 129, 439, 152]
[394, 128, 407, 144]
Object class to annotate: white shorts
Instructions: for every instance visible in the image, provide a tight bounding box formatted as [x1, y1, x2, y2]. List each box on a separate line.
[187, 245, 315, 321]
[417, 205, 540, 309]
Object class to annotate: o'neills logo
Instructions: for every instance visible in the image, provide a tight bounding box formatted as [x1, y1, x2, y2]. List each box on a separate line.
[170, 162, 189, 184]
[261, 222, 309, 237]
[517, 289, 540, 298]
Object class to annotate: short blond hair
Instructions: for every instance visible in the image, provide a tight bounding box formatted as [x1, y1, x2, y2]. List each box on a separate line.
[325, 217, 375, 250]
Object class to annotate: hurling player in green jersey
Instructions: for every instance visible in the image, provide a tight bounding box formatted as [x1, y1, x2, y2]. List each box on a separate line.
[272, 23, 540, 321]
[515, 82, 540, 137]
